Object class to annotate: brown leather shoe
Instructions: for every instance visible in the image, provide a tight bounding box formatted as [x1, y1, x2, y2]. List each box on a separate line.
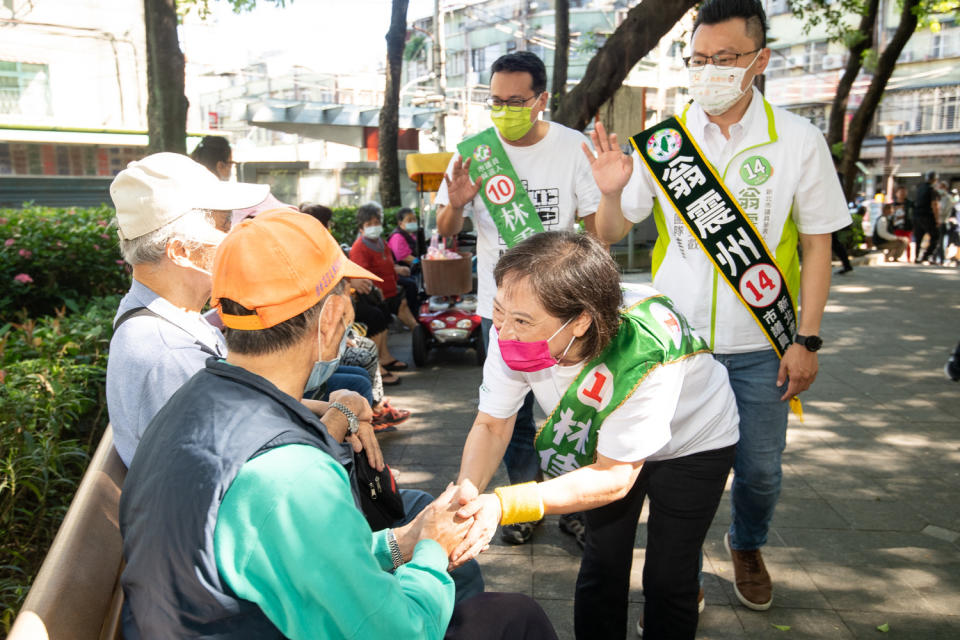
[724, 532, 772, 611]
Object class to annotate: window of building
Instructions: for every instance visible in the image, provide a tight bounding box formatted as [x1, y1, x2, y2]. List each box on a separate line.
[528, 44, 546, 60]
[766, 0, 790, 16]
[447, 51, 466, 77]
[878, 85, 960, 135]
[470, 48, 485, 73]
[805, 41, 828, 73]
[941, 93, 957, 131]
[0, 61, 51, 116]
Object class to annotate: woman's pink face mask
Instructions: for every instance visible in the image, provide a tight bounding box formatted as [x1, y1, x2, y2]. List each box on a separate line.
[496, 318, 573, 372]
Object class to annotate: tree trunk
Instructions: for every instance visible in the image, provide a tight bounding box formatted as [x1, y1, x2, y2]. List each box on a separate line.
[550, 0, 569, 116]
[552, 0, 698, 130]
[379, 0, 409, 208]
[826, 0, 879, 151]
[144, 0, 188, 154]
[839, 0, 920, 199]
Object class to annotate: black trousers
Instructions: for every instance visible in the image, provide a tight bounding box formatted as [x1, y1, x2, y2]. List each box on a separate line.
[353, 294, 390, 337]
[914, 216, 940, 262]
[831, 231, 852, 270]
[445, 592, 558, 640]
[574, 445, 736, 640]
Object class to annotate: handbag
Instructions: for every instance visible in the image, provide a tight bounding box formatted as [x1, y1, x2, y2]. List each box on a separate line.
[354, 451, 405, 531]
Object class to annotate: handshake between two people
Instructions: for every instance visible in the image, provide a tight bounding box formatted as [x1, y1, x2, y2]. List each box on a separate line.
[392, 479, 505, 571]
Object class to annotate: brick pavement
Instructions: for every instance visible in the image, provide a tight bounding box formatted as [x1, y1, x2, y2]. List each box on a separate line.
[378, 261, 960, 639]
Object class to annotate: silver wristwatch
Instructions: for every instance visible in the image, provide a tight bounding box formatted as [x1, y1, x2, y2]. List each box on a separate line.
[329, 401, 359, 435]
[386, 528, 405, 570]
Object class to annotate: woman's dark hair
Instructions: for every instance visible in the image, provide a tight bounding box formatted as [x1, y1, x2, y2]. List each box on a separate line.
[494, 231, 622, 361]
[190, 136, 232, 175]
[301, 203, 333, 228]
[397, 207, 416, 223]
[693, 0, 767, 48]
[490, 51, 547, 95]
[356, 202, 383, 229]
[220, 280, 346, 356]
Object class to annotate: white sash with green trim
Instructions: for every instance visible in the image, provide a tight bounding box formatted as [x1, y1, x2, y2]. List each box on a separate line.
[457, 127, 544, 248]
[630, 116, 797, 358]
[534, 290, 709, 478]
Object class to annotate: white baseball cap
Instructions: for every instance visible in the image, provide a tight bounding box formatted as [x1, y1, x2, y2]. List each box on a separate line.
[110, 152, 270, 240]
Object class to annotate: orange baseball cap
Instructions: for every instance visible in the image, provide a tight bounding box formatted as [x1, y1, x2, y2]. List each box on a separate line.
[212, 209, 381, 330]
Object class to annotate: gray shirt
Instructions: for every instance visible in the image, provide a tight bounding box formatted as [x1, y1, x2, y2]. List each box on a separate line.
[106, 279, 226, 466]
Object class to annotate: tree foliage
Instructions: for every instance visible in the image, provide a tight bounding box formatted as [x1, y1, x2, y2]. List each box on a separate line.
[790, 0, 947, 197]
[144, 0, 290, 153]
[178, 0, 289, 19]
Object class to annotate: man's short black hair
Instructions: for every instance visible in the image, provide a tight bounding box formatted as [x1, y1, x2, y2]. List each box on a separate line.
[221, 280, 346, 356]
[693, 0, 768, 48]
[490, 52, 547, 95]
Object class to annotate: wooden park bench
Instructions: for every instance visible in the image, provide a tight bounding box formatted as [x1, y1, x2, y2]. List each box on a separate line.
[8, 426, 126, 640]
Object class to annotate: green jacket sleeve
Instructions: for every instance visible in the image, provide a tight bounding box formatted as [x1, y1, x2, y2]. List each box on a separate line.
[214, 444, 455, 640]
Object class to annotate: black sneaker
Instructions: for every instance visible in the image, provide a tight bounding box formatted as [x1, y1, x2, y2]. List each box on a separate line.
[945, 357, 960, 382]
[558, 512, 586, 549]
[500, 518, 544, 545]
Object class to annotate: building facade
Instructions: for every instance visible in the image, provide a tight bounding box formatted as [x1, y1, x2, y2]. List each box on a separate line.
[762, 0, 959, 195]
[0, 0, 148, 206]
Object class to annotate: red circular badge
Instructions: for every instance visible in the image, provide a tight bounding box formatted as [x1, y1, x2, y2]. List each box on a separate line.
[739, 264, 782, 308]
[485, 174, 516, 205]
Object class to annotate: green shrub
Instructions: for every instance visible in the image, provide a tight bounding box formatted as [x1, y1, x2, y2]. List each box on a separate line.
[837, 210, 865, 250]
[0, 295, 118, 632]
[0, 205, 128, 321]
[326, 206, 407, 247]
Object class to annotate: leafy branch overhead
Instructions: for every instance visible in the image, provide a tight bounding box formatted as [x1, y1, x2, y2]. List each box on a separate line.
[178, 0, 289, 21]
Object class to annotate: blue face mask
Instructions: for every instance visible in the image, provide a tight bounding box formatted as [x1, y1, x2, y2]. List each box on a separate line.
[304, 317, 348, 397]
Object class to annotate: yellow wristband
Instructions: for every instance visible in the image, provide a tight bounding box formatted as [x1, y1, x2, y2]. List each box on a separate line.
[494, 481, 544, 525]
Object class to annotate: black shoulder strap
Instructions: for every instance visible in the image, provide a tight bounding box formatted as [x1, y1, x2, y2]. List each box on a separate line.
[113, 306, 221, 357]
[113, 306, 159, 331]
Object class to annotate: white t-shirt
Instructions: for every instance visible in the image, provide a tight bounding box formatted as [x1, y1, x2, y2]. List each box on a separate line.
[477, 286, 740, 464]
[436, 121, 601, 319]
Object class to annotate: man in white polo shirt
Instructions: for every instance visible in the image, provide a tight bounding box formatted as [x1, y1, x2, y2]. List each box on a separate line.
[586, 0, 850, 615]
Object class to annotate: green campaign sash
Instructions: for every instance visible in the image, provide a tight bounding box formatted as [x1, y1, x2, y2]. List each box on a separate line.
[457, 127, 544, 248]
[534, 292, 709, 478]
[630, 117, 798, 358]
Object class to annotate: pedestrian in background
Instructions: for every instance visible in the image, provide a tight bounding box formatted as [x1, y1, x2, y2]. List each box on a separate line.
[913, 171, 940, 264]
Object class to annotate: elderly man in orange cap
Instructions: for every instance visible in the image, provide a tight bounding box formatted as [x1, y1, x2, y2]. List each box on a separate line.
[118, 210, 556, 640]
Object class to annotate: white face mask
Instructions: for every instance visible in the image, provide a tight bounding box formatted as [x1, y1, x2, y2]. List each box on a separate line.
[687, 51, 761, 116]
[181, 232, 226, 277]
[363, 225, 382, 239]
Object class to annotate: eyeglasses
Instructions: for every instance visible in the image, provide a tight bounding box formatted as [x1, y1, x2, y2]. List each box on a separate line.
[684, 49, 761, 70]
[485, 93, 540, 112]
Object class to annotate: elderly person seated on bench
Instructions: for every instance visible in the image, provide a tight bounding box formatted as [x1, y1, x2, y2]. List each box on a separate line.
[119, 210, 557, 640]
[106, 153, 382, 469]
[105, 154, 484, 602]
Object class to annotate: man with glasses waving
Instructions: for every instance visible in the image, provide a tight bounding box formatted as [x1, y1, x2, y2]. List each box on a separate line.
[437, 51, 601, 549]
[587, 0, 849, 624]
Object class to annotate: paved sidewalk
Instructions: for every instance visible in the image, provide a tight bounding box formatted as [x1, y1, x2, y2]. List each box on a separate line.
[378, 262, 960, 639]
